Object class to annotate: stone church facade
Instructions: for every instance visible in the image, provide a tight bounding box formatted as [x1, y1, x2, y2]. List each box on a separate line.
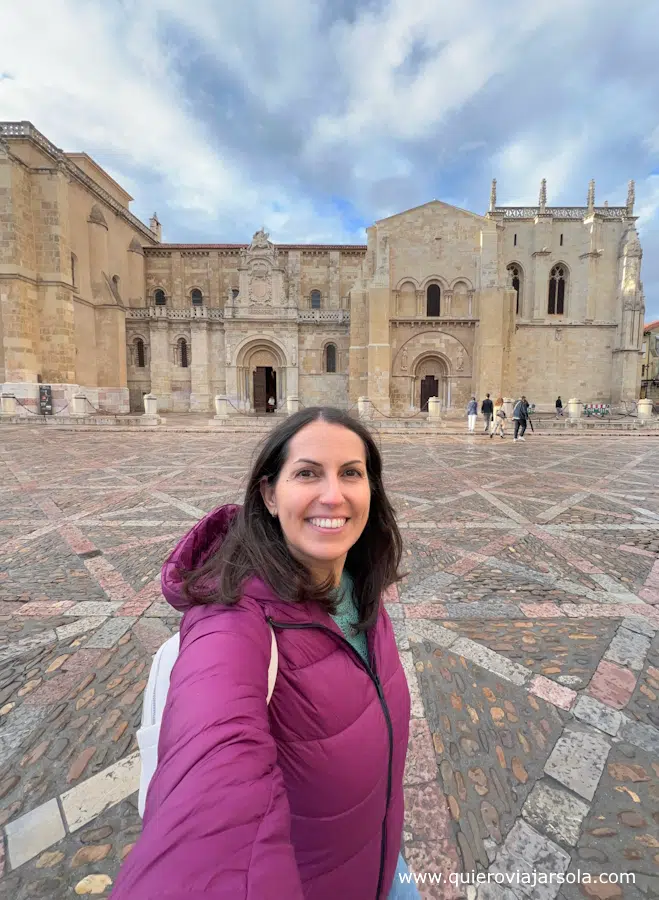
[1, 122, 645, 417]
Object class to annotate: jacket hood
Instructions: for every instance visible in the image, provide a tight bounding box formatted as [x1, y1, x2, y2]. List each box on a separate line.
[161, 504, 241, 613]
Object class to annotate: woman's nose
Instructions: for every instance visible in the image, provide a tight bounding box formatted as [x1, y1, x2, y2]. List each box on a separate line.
[318, 476, 343, 505]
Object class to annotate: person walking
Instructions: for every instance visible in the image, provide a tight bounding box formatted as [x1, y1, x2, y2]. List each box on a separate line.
[466, 396, 478, 433]
[490, 396, 506, 438]
[513, 396, 528, 441]
[555, 396, 563, 417]
[110, 407, 419, 900]
[481, 393, 494, 433]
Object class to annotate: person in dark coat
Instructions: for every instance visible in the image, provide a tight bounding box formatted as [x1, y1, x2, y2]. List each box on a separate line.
[513, 396, 528, 441]
[481, 394, 494, 433]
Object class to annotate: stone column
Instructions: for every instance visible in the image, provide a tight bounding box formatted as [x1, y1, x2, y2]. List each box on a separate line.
[366, 286, 391, 415]
[143, 393, 158, 415]
[149, 322, 172, 411]
[503, 398, 515, 419]
[638, 398, 653, 421]
[71, 393, 88, 417]
[329, 251, 340, 308]
[214, 395, 228, 418]
[189, 321, 211, 412]
[348, 281, 368, 403]
[38, 170, 76, 383]
[567, 398, 582, 419]
[0, 393, 16, 416]
[358, 396, 372, 420]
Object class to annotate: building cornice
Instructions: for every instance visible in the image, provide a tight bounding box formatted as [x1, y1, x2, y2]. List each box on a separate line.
[0, 122, 157, 244]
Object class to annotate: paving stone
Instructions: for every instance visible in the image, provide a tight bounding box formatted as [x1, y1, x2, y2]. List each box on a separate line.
[621, 616, 657, 638]
[55, 618, 108, 642]
[449, 637, 532, 686]
[84, 617, 136, 650]
[544, 728, 610, 801]
[0, 703, 47, 764]
[407, 620, 459, 649]
[5, 798, 66, 868]
[587, 659, 637, 710]
[604, 626, 651, 671]
[488, 819, 570, 900]
[61, 752, 141, 831]
[529, 676, 576, 711]
[618, 717, 659, 754]
[521, 779, 590, 847]
[70, 843, 112, 869]
[573, 695, 623, 736]
[62, 601, 123, 617]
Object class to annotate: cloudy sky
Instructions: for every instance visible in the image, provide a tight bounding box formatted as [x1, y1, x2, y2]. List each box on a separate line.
[2, 0, 658, 318]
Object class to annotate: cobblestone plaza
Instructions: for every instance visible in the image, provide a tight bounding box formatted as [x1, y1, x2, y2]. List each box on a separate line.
[0, 429, 658, 899]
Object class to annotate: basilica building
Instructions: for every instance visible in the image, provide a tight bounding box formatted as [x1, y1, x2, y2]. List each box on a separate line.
[0, 122, 645, 417]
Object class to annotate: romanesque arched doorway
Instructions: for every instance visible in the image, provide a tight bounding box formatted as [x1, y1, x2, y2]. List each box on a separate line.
[235, 339, 287, 413]
[414, 355, 449, 411]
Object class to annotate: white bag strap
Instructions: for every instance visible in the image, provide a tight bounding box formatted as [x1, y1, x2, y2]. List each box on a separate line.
[266, 623, 278, 704]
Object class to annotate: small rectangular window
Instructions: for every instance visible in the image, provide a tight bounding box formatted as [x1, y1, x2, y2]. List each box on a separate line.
[513, 234, 517, 246]
[560, 234, 563, 246]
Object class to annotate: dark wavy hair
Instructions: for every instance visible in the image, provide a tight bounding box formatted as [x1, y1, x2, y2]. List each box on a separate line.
[182, 406, 403, 631]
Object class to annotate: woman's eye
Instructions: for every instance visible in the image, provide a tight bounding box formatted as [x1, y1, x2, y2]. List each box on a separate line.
[296, 469, 316, 478]
[344, 469, 363, 478]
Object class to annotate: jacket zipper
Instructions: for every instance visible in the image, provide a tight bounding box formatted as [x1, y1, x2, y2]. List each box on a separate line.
[267, 618, 394, 900]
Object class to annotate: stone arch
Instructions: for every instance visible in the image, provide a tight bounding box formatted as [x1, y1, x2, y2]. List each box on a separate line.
[396, 279, 418, 316]
[451, 279, 471, 317]
[393, 331, 471, 411]
[233, 336, 289, 413]
[413, 352, 450, 411]
[420, 275, 449, 292]
[234, 335, 288, 369]
[449, 276, 474, 291]
[394, 276, 420, 291]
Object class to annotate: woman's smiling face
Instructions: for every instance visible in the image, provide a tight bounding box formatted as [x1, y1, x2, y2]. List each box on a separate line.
[260, 420, 371, 584]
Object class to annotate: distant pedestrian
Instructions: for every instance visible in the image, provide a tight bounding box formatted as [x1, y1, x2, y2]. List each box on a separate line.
[267, 396, 276, 413]
[490, 396, 506, 438]
[466, 396, 478, 433]
[555, 396, 563, 417]
[513, 396, 528, 442]
[481, 394, 494, 433]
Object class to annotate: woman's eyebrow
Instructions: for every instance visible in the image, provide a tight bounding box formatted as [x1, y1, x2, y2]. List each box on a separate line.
[292, 458, 364, 466]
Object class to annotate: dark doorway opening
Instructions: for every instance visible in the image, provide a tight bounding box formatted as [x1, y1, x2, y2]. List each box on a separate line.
[420, 375, 439, 412]
[254, 366, 277, 413]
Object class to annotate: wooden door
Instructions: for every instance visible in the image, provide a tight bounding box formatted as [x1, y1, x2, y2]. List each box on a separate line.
[420, 375, 438, 411]
[253, 367, 267, 413]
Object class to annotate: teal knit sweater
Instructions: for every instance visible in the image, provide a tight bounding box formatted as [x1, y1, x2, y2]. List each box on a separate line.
[329, 571, 369, 665]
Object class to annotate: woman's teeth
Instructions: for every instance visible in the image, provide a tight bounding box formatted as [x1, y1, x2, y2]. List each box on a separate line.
[308, 518, 347, 529]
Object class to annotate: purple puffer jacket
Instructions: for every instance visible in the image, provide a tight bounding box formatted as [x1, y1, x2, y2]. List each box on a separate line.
[111, 505, 411, 900]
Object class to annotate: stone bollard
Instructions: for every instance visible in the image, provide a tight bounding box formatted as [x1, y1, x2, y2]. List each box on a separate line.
[427, 396, 441, 420]
[142, 393, 158, 416]
[357, 397, 372, 420]
[214, 395, 229, 419]
[638, 398, 653, 421]
[286, 396, 300, 415]
[71, 394, 89, 417]
[0, 393, 17, 416]
[567, 398, 582, 419]
[503, 398, 515, 420]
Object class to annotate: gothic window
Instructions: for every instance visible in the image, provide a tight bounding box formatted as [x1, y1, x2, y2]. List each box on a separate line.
[154, 289, 167, 306]
[178, 338, 189, 368]
[191, 288, 203, 306]
[325, 343, 337, 373]
[507, 264, 522, 315]
[548, 264, 567, 315]
[136, 339, 145, 368]
[426, 284, 440, 317]
[311, 290, 321, 309]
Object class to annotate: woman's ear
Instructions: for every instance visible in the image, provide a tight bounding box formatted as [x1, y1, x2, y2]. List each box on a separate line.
[259, 477, 277, 517]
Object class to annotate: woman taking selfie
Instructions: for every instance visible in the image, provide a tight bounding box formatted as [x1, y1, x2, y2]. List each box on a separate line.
[111, 407, 417, 899]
